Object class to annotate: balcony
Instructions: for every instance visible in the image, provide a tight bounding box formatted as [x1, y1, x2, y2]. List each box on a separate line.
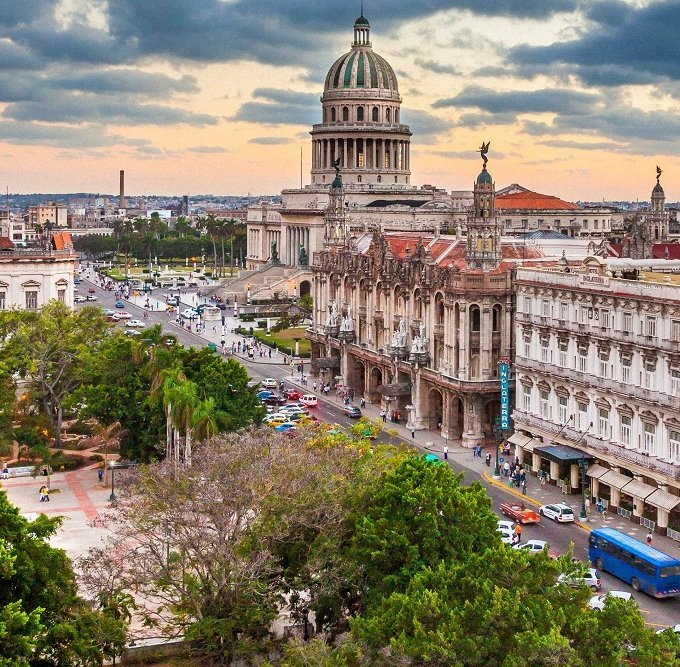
[513, 410, 680, 481]
[515, 357, 680, 411]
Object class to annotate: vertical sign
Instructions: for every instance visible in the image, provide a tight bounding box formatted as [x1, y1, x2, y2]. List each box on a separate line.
[499, 359, 511, 431]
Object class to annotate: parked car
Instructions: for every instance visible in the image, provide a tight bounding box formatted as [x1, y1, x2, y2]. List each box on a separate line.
[103, 309, 115, 316]
[497, 519, 515, 532]
[656, 624, 680, 635]
[300, 395, 318, 407]
[286, 389, 302, 401]
[514, 540, 549, 554]
[500, 502, 540, 524]
[88, 287, 96, 293]
[498, 528, 515, 545]
[275, 423, 297, 432]
[343, 406, 362, 418]
[263, 395, 287, 406]
[257, 390, 273, 400]
[539, 503, 575, 523]
[281, 403, 307, 413]
[115, 311, 132, 320]
[588, 591, 633, 611]
[126, 319, 146, 328]
[85, 294, 98, 301]
[181, 308, 198, 319]
[115, 301, 125, 308]
[74, 295, 86, 303]
[261, 378, 278, 389]
[123, 329, 142, 337]
[558, 568, 601, 591]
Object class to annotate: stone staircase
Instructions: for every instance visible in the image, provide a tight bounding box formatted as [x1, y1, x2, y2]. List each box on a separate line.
[248, 268, 314, 301]
[215, 264, 293, 303]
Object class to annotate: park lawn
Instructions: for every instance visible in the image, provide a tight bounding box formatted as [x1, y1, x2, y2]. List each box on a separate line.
[252, 327, 311, 357]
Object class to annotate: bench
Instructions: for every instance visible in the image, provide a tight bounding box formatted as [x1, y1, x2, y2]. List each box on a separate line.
[8, 466, 35, 478]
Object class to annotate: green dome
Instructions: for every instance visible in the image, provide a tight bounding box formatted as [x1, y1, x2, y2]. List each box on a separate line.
[477, 168, 492, 184]
[354, 15, 370, 26]
[324, 47, 399, 92]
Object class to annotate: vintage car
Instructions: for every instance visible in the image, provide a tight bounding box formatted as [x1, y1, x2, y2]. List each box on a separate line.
[499, 502, 541, 524]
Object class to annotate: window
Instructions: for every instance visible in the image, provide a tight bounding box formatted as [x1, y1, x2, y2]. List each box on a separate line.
[57, 289, 65, 303]
[342, 106, 349, 122]
[643, 423, 657, 455]
[470, 306, 481, 332]
[492, 305, 501, 332]
[25, 291, 37, 310]
[623, 312, 633, 332]
[0, 292, 4, 310]
[583, 220, 589, 229]
[620, 415, 632, 447]
[523, 338, 531, 358]
[357, 175, 362, 183]
[646, 316, 657, 337]
[384, 150, 391, 168]
[560, 302, 569, 321]
[672, 320, 680, 342]
[644, 360, 655, 389]
[331, 107, 336, 122]
[540, 337, 550, 363]
[386, 108, 391, 123]
[622, 355, 632, 384]
[558, 339, 568, 368]
[599, 350, 609, 378]
[600, 309, 610, 328]
[559, 396, 568, 424]
[357, 107, 364, 122]
[578, 346, 588, 372]
[372, 106, 379, 122]
[598, 408, 610, 439]
[578, 402, 589, 430]
[580, 305, 589, 323]
[358, 151, 365, 168]
[670, 430, 680, 462]
[668, 368, 680, 396]
[540, 390, 550, 418]
[541, 300, 550, 317]
[523, 297, 532, 314]
[523, 385, 532, 412]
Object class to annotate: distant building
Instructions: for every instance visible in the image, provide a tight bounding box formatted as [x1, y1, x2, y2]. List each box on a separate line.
[0, 233, 76, 310]
[28, 203, 68, 230]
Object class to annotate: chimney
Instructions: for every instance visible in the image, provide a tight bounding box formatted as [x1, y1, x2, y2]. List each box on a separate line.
[183, 195, 189, 216]
[119, 170, 127, 209]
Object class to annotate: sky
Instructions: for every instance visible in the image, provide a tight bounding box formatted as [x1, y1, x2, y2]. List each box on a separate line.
[0, 0, 678, 200]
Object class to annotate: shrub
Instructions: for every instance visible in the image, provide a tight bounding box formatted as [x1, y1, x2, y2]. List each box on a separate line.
[256, 320, 267, 329]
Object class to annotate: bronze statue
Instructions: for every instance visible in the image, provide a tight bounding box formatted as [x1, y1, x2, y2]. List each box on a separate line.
[298, 244, 308, 266]
[270, 239, 279, 263]
[478, 140, 490, 168]
[656, 165, 663, 183]
[333, 157, 341, 178]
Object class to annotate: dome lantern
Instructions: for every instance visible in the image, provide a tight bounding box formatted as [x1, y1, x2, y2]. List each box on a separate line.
[353, 6, 371, 46]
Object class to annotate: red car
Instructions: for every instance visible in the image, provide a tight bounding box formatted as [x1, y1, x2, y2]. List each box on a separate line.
[88, 287, 96, 293]
[500, 502, 540, 524]
[286, 389, 302, 401]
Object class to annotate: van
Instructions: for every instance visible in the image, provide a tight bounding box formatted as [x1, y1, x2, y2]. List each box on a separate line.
[300, 395, 318, 407]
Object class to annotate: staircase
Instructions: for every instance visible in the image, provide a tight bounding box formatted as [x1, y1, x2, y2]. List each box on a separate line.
[215, 264, 294, 303]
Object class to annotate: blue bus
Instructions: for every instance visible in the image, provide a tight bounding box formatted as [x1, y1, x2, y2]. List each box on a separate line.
[589, 527, 680, 598]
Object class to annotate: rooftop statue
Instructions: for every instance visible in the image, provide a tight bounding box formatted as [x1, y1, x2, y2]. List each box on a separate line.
[479, 140, 490, 168]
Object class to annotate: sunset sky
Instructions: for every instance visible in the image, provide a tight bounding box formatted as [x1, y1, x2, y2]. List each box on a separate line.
[1, 0, 678, 200]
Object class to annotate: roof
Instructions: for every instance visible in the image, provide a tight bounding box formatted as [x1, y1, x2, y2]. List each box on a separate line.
[534, 444, 593, 464]
[325, 47, 398, 93]
[366, 199, 428, 208]
[610, 243, 680, 260]
[520, 230, 575, 240]
[0, 237, 15, 250]
[497, 190, 580, 211]
[477, 168, 492, 184]
[51, 231, 73, 250]
[354, 15, 370, 26]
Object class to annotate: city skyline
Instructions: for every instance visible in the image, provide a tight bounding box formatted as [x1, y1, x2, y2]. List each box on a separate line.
[1, 0, 678, 200]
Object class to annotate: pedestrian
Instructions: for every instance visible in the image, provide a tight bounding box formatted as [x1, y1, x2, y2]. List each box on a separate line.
[585, 497, 591, 515]
[380, 409, 386, 423]
[485, 452, 491, 466]
[646, 531, 653, 547]
[97, 467, 103, 483]
[1, 464, 8, 479]
[444, 445, 448, 460]
[514, 523, 522, 544]
[360, 398, 366, 408]
[411, 429, 415, 439]
[503, 461, 510, 477]
[313, 381, 317, 392]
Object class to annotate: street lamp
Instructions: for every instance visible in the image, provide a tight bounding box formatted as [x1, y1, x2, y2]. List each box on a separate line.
[109, 461, 121, 503]
[493, 420, 502, 480]
[578, 458, 590, 520]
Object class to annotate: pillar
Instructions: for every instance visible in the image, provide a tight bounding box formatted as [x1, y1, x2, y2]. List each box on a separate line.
[610, 486, 621, 508]
[570, 464, 580, 491]
[372, 139, 377, 171]
[592, 477, 599, 502]
[462, 396, 484, 448]
[458, 304, 467, 378]
[549, 460, 560, 483]
[532, 452, 541, 472]
[481, 304, 492, 379]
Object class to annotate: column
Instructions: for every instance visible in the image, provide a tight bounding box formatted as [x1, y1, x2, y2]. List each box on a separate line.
[458, 303, 467, 379]
[570, 464, 580, 491]
[550, 461, 560, 483]
[592, 477, 600, 502]
[372, 139, 377, 171]
[343, 138, 348, 168]
[462, 396, 484, 448]
[503, 302, 512, 356]
[481, 304, 492, 379]
[532, 452, 541, 472]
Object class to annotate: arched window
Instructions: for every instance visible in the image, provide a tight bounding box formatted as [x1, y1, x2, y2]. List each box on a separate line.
[377, 175, 381, 183]
[331, 107, 336, 122]
[357, 106, 364, 121]
[357, 175, 362, 183]
[470, 305, 481, 332]
[386, 108, 391, 123]
[493, 305, 502, 332]
[470, 355, 480, 379]
[372, 106, 379, 122]
[342, 106, 349, 121]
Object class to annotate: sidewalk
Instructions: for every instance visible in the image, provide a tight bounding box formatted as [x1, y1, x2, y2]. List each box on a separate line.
[283, 373, 680, 559]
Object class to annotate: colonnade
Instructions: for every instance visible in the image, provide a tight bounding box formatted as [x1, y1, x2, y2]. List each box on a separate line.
[286, 226, 311, 266]
[312, 136, 410, 172]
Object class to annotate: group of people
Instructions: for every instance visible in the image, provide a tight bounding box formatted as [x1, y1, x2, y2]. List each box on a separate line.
[38, 485, 50, 502]
[378, 409, 402, 424]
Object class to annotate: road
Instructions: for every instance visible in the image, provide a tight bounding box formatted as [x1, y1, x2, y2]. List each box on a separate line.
[77, 273, 680, 630]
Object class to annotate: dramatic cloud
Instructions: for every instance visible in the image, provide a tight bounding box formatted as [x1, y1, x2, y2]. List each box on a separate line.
[186, 146, 228, 154]
[233, 88, 318, 127]
[402, 108, 453, 144]
[54, 71, 200, 95]
[414, 58, 460, 76]
[0, 120, 135, 148]
[249, 137, 295, 145]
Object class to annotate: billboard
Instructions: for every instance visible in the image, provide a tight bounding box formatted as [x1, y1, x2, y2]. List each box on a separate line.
[499, 359, 511, 430]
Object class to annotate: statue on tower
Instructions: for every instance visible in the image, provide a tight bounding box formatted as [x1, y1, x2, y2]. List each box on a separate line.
[656, 165, 663, 184]
[270, 239, 280, 265]
[298, 244, 308, 266]
[333, 157, 341, 179]
[478, 140, 490, 168]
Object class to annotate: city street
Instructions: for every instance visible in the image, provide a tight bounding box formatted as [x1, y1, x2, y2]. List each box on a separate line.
[76, 273, 680, 630]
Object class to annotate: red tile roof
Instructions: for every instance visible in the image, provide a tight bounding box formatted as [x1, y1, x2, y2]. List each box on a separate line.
[0, 237, 15, 250]
[497, 190, 580, 211]
[610, 243, 680, 260]
[51, 231, 73, 250]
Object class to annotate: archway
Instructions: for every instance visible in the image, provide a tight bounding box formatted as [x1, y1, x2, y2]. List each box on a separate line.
[368, 366, 383, 403]
[348, 358, 366, 399]
[428, 388, 443, 431]
[449, 396, 464, 438]
[299, 280, 311, 298]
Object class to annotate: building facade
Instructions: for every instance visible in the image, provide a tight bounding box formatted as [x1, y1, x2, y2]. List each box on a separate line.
[513, 256, 680, 533]
[28, 203, 68, 230]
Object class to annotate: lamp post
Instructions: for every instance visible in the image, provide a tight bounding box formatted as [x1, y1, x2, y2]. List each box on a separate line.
[493, 420, 502, 480]
[109, 461, 120, 503]
[579, 458, 590, 520]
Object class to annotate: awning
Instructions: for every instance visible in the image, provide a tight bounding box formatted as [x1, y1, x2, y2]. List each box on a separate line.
[586, 464, 610, 479]
[621, 478, 657, 500]
[534, 445, 593, 464]
[508, 433, 532, 448]
[312, 357, 341, 370]
[599, 469, 633, 491]
[522, 438, 542, 453]
[645, 489, 680, 512]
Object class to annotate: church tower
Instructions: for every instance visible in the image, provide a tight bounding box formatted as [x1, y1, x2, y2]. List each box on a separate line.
[324, 167, 349, 245]
[466, 144, 501, 271]
[649, 166, 668, 241]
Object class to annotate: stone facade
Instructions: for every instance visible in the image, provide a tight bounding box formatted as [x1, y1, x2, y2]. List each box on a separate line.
[513, 256, 680, 531]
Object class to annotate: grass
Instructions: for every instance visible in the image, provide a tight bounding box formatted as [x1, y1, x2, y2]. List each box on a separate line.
[250, 327, 311, 357]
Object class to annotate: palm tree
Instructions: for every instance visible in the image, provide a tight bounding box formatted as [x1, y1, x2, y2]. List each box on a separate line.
[93, 421, 126, 482]
[169, 380, 198, 466]
[155, 366, 186, 462]
[191, 397, 220, 442]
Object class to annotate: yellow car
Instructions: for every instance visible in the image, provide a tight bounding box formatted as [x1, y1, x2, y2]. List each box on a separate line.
[265, 416, 288, 427]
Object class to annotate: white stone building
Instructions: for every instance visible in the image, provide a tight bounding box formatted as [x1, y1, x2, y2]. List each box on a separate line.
[0, 234, 76, 310]
[513, 256, 680, 534]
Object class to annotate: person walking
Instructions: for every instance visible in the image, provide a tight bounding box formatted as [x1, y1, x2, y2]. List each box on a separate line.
[485, 452, 491, 466]
[646, 531, 653, 547]
[411, 428, 415, 439]
[98, 467, 104, 483]
[380, 409, 386, 423]
[585, 497, 591, 515]
[514, 523, 522, 544]
[313, 381, 317, 392]
[444, 445, 448, 460]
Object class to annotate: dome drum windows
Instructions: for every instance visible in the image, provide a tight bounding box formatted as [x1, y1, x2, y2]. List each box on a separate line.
[372, 106, 379, 122]
[342, 106, 349, 122]
[357, 106, 364, 122]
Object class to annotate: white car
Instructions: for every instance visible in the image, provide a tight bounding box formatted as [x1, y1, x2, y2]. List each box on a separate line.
[300, 394, 318, 407]
[115, 311, 132, 320]
[558, 568, 601, 591]
[498, 528, 515, 545]
[261, 378, 279, 389]
[514, 539, 548, 554]
[497, 519, 515, 532]
[74, 295, 86, 303]
[85, 294, 98, 301]
[588, 591, 633, 611]
[126, 319, 146, 328]
[656, 624, 680, 635]
[539, 503, 575, 523]
[182, 308, 198, 319]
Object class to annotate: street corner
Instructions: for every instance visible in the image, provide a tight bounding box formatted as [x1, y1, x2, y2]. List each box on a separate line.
[481, 472, 541, 508]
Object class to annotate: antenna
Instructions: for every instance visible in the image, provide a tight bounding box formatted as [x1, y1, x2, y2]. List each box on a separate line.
[300, 146, 303, 189]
